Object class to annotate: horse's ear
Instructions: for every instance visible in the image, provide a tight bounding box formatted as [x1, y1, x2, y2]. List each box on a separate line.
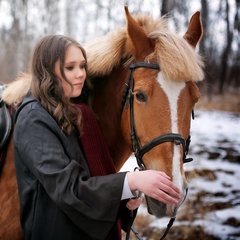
[124, 6, 153, 60]
[183, 11, 203, 48]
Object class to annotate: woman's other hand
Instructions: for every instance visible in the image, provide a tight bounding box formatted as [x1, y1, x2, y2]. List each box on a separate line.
[126, 198, 143, 210]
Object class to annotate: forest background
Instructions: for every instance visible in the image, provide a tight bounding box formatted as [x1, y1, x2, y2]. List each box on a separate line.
[0, 0, 239, 111]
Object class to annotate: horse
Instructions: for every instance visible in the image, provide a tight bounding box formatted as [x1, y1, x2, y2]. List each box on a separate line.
[0, 6, 204, 239]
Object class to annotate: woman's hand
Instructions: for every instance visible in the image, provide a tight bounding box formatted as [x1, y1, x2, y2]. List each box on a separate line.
[127, 170, 181, 205]
[126, 197, 143, 210]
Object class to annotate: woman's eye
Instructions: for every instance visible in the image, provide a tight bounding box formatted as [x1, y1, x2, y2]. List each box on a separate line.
[136, 92, 147, 102]
[66, 66, 74, 70]
[80, 64, 86, 69]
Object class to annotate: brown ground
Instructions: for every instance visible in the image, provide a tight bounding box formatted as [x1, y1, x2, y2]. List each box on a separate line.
[123, 167, 240, 240]
[195, 92, 240, 113]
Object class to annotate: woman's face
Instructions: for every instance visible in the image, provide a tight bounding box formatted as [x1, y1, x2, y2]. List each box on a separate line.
[55, 45, 86, 98]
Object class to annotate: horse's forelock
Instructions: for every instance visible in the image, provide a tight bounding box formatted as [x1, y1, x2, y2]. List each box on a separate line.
[148, 31, 204, 82]
[132, 14, 168, 35]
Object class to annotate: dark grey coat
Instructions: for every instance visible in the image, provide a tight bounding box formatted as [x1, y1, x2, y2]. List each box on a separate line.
[14, 96, 130, 240]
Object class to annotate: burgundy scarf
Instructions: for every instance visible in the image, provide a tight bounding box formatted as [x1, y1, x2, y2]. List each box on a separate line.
[76, 103, 122, 240]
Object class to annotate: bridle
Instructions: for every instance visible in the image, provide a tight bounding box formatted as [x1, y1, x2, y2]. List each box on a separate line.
[122, 62, 193, 170]
[122, 62, 193, 240]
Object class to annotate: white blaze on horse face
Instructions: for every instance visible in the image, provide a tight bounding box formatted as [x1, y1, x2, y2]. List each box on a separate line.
[157, 73, 186, 191]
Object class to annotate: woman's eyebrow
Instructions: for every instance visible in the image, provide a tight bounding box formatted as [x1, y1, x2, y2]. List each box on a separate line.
[65, 59, 86, 64]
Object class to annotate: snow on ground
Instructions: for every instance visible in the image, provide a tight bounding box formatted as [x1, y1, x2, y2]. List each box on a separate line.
[121, 109, 240, 240]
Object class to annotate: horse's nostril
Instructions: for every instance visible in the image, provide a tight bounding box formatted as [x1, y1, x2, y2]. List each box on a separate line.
[184, 186, 188, 198]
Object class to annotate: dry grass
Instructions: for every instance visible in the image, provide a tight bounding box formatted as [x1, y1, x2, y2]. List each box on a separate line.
[196, 92, 240, 112]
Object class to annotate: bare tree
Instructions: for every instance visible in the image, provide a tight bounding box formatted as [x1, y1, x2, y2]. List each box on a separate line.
[228, 0, 240, 89]
[160, 0, 189, 33]
[0, 0, 239, 94]
[0, 0, 22, 82]
[42, 0, 60, 34]
[219, 0, 234, 93]
[161, 0, 169, 16]
[199, 0, 214, 98]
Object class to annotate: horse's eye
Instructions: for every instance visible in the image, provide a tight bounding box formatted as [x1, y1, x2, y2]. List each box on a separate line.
[136, 92, 147, 102]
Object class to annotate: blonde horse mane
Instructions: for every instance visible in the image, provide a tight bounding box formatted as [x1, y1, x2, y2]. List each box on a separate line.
[2, 13, 204, 107]
[1, 72, 31, 107]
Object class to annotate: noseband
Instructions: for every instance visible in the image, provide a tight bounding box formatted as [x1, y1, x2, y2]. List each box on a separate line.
[122, 62, 193, 170]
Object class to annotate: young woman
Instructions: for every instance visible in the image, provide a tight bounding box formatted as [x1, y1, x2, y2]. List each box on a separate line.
[14, 35, 181, 240]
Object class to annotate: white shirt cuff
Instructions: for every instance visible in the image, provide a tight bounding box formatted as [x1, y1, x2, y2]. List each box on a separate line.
[121, 172, 135, 200]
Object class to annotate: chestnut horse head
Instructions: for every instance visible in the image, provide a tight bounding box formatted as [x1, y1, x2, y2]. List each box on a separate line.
[1, 7, 204, 224]
[83, 6, 204, 217]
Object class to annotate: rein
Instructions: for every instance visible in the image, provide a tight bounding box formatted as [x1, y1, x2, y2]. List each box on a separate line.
[122, 62, 193, 240]
[122, 62, 193, 168]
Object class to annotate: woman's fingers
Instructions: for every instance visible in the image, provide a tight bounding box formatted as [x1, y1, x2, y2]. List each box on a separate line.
[158, 177, 181, 198]
[152, 188, 180, 205]
[128, 170, 182, 205]
[151, 174, 181, 204]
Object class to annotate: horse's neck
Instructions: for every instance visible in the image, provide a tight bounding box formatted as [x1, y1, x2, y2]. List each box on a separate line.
[89, 68, 131, 171]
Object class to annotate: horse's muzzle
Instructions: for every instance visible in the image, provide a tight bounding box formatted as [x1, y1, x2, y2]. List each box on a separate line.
[146, 187, 188, 218]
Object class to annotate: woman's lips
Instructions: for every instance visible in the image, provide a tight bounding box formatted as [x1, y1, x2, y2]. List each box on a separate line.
[74, 83, 83, 87]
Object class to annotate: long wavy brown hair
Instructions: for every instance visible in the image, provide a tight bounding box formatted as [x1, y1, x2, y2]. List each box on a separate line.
[31, 34, 88, 134]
